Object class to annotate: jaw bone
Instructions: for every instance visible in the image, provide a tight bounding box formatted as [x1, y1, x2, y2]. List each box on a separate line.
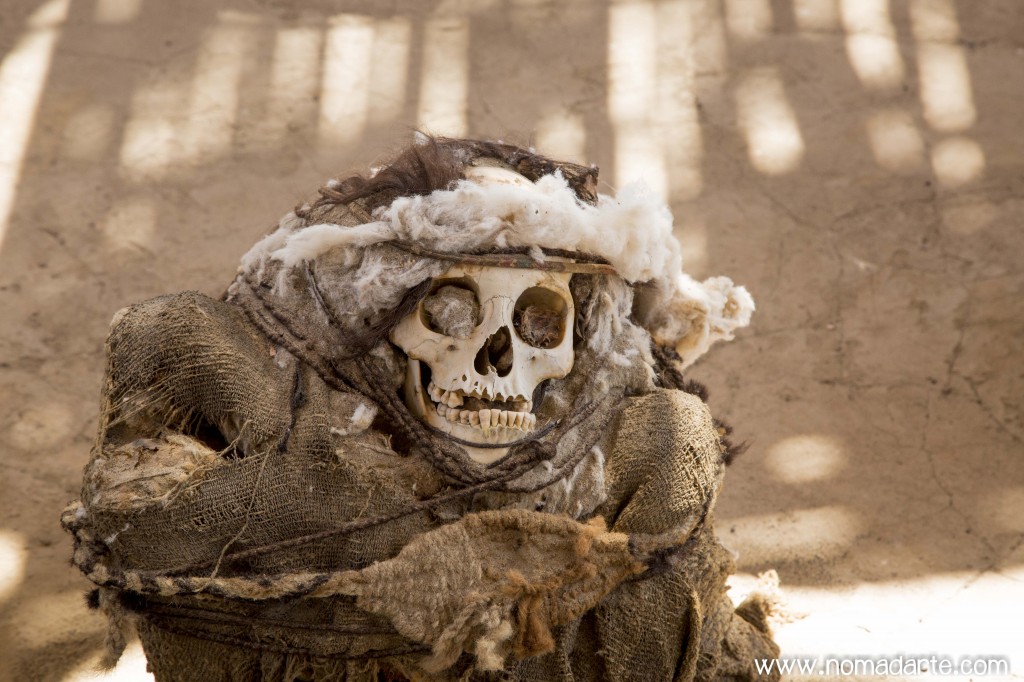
[404, 359, 538, 465]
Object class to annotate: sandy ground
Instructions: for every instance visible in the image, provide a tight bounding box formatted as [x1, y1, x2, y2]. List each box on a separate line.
[1, 0, 1022, 680]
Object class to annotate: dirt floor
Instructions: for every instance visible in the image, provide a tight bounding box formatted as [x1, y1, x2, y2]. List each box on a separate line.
[1, 0, 1021, 680]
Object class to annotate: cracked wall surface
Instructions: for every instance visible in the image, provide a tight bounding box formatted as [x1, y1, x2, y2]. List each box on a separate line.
[0, 0, 1021, 678]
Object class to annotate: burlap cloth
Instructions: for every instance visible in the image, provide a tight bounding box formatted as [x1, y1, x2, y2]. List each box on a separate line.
[64, 292, 779, 681]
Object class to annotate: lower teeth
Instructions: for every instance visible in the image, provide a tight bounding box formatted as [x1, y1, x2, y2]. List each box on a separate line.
[435, 404, 533, 431]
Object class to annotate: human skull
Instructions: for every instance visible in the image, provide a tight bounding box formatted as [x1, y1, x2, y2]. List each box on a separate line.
[390, 264, 575, 464]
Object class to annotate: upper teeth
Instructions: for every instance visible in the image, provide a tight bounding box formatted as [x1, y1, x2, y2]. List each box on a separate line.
[429, 383, 464, 408]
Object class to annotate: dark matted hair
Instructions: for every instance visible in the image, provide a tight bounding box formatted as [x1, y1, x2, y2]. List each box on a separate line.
[296, 135, 600, 223]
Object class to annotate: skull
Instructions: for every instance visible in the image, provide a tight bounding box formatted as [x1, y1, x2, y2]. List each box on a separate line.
[390, 264, 575, 464]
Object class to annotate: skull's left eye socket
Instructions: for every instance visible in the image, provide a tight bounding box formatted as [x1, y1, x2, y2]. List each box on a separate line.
[420, 279, 481, 339]
[514, 287, 568, 348]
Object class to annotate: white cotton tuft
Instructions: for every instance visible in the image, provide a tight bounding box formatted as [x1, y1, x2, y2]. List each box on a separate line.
[253, 175, 682, 286]
[271, 222, 396, 268]
[350, 402, 377, 431]
[330, 402, 379, 437]
[590, 181, 681, 282]
[647, 274, 756, 368]
[238, 211, 304, 276]
[378, 174, 680, 282]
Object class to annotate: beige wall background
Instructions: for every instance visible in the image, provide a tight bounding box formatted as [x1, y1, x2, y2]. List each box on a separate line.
[0, 0, 1021, 678]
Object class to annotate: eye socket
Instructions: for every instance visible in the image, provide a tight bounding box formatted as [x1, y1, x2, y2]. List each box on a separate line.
[514, 287, 568, 349]
[420, 279, 481, 339]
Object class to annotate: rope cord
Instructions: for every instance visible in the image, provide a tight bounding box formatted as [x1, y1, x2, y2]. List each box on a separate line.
[388, 242, 618, 275]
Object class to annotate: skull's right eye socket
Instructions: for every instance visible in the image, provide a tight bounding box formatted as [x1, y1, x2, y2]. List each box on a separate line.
[420, 279, 481, 339]
[514, 287, 568, 349]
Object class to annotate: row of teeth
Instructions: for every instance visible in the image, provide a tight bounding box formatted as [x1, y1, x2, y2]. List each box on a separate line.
[436, 404, 537, 431]
[427, 381, 535, 432]
[428, 378, 532, 405]
[427, 382, 531, 411]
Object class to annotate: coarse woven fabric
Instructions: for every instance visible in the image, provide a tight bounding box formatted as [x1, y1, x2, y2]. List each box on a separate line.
[87, 292, 434, 576]
[67, 291, 779, 681]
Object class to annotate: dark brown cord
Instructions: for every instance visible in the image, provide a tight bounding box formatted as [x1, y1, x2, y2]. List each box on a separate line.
[389, 242, 618, 275]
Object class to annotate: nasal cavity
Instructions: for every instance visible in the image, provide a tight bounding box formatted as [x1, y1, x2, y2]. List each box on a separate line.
[474, 327, 514, 377]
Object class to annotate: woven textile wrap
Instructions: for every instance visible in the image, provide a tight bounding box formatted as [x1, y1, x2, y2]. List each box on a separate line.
[64, 138, 779, 681]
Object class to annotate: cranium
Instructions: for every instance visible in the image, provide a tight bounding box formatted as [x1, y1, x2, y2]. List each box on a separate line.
[390, 264, 575, 464]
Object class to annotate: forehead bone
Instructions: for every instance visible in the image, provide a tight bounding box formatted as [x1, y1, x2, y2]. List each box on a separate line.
[463, 163, 535, 188]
